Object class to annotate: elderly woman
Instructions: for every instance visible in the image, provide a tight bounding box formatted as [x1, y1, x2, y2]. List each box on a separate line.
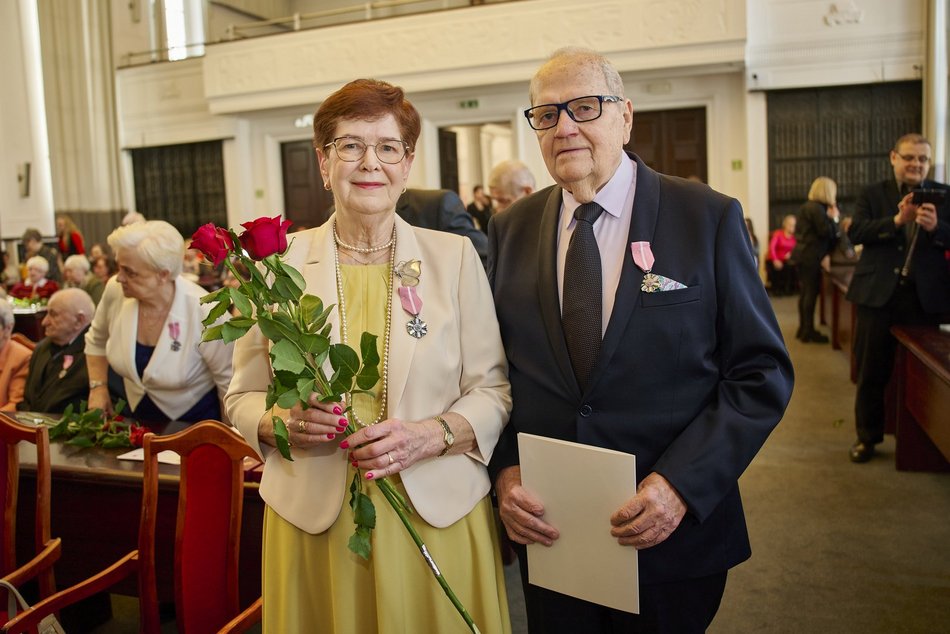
[0, 301, 31, 411]
[227, 79, 512, 633]
[63, 254, 104, 305]
[86, 220, 234, 424]
[9, 256, 59, 300]
[796, 176, 841, 343]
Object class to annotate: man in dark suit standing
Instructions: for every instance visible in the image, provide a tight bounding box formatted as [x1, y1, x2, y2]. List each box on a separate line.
[397, 188, 488, 267]
[18, 288, 94, 413]
[488, 47, 793, 633]
[845, 134, 950, 463]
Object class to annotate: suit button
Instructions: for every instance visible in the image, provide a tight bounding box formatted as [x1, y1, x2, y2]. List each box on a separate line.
[897, 245, 904, 251]
[893, 268, 901, 274]
[579, 404, 593, 417]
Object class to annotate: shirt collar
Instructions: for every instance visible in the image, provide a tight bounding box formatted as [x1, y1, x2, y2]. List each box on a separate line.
[561, 154, 635, 229]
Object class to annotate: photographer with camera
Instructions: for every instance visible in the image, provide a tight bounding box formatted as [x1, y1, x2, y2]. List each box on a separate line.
[846, 133, 950, 463]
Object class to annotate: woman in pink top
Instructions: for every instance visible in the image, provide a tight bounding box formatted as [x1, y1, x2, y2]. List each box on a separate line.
[767, 214, 798, 296]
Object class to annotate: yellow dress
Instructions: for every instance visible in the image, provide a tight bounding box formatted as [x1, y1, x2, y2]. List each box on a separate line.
[261, 263, 511, 634]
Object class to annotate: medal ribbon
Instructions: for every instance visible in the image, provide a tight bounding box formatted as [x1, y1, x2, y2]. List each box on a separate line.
[168, 322, 181, 341]
[630, 241, 655, 273]
[398, 286, 423, 317]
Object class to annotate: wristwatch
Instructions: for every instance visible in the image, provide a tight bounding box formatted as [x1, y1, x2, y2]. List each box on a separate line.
[89, 380, 106, 390]
[435, 415, 455, 456]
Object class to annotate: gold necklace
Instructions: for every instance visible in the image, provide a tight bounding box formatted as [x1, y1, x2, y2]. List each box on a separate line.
[333, 221, 395, 254]
[333, 224, 396, 427]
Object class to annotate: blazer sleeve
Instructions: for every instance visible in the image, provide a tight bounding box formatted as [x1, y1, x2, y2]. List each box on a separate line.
[225, 321, 274, 461]
[1, 344, 32, 411]
[653, 200, 794, 521]
[446, 237, 511, 465]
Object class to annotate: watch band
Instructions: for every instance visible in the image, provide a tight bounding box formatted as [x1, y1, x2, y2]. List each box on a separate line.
[89, 380, 106, 390]
[435, 415, 453, 457]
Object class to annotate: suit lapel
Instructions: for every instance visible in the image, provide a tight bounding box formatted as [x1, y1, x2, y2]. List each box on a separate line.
[536, 187, 582, 399]
[588, 155, 661, 390]
[385, 216, 419, 413]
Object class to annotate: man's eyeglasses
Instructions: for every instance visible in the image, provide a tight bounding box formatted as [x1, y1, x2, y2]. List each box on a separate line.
[324, 137, 410, 164]
[896, 153, 931, 164]
[524, 95, 623, 131]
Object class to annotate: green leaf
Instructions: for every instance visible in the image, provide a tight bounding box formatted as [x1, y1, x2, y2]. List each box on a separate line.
[299, 294, 323, 326]
[200, 286, 229, 304]
[271, 338, 306, 374]
[202, 324, 224, 342]
[282, 263, 306, 295]
[230, 288, 254, 316]
[296, 378, 315, 403]
[273, 416, 293, 461]
[274, 277, 301, 302]
[360, 332, 380, 367]
[66, 435, 95, 448]
[101, 435, 132, 448]
[300, 333, 329, 356]
[356, 365, 380, 391]
[265, 383, 278, 410]
[114, 399, 127, 415]
[222, 321, 251, 344]
[203, 297, 231, 326]
[256, 314, 286, 342]
[276, 387, 300, 409]
[353, 491, 376, 529]
[329, 344, 360, 377]
[348, 526, 372, 560]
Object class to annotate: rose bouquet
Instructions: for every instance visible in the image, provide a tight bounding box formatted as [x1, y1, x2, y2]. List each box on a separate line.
[48, 399, 150, 448]
[191, 217, 481, 633]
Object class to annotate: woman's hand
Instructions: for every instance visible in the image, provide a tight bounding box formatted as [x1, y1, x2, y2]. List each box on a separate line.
[773, 259, 784, 270]
[343, 417, 443, 480]
[258, 395, 349, 449]
[88, 386, 113, 417]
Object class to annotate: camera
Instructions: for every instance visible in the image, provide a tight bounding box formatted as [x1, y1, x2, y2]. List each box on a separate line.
[910, 188, 947, 206]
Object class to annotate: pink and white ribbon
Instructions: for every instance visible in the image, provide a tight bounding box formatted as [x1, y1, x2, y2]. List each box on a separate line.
[630, 241, 655, 273]
[398, 286, 423, 317]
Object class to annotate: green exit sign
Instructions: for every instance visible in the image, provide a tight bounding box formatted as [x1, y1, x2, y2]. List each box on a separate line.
[459, 99, 479, 109]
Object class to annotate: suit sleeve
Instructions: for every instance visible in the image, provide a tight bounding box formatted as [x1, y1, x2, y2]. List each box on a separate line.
[653, 200, 794, 522]
[438, 191, 489, 267]
[848, 185, 899, 246]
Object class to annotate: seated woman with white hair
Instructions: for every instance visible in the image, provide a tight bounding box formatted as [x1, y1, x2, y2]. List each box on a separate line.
[9, 256, 59, 300]
[63, 254, 105, 305]
[85, 220, 234, 424]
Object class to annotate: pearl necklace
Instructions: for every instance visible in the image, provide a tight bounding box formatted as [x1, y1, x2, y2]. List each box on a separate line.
[333, 224, 396, 427]
[333, 221, 395, 254]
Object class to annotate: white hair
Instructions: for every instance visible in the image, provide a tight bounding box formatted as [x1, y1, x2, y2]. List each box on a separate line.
[50, 288, 96, 322]
[122, 211, 146, 225]
[26, 255, 49, 274]
[489, 160, 536, 197]
[529, 46, 625, 104]
[107, 220, 184, 277]
[0, 301, 13, 329]
[64, 254, 91, 274]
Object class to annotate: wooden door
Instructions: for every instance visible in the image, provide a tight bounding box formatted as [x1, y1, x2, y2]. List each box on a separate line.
[281, 140, 333, 229]
[626, 107, 707, 182]
[438, 128, 459, 193]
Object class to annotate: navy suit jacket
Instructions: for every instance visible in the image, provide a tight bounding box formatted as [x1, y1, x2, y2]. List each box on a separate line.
[487, 154, 794, 585]
[846, 178, 950, 313]
[397, 189, 488, 267]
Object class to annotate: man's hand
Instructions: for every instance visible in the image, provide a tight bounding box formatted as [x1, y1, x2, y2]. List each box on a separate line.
[495, 466, 559, 546]
[609, 472, 687, 549]
[894, 193, 918, 227]
[915, 202, 938, 232]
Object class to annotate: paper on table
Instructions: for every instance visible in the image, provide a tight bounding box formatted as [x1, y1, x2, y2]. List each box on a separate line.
[518, 432, 638, 613]
[117, 448, 181, 466]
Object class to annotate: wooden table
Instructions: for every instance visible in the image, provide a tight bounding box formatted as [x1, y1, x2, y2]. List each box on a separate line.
[820, 266, 856, 378]
[10, 417, 263, 624]
[891, 326, 950, 472]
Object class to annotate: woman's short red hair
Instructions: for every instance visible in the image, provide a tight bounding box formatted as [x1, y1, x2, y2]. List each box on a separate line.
[312, 79, 421, 151]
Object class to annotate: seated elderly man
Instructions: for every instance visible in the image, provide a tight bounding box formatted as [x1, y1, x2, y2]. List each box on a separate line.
[9, 256, 59, 300]
[18, 288, 95, 413]
[0, 301, 31, 411]
[63, 254, 104, 305]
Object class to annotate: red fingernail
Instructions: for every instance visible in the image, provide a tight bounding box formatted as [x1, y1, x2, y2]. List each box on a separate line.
[333, 406, 342, 415]
[339, 440, 350, 449]
[365, 472, 374, 480]
[338, 417, 347, 426]
[326, 433, 335, 440]
[336, 426, 346, 433]
[351, 460, 358, 467]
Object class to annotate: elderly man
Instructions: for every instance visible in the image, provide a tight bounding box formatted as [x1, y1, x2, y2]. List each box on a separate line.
[488, 47, 794, 633]
[18, 288, 95, 413]
[488, 159, 536, 215]
[846, 134, 950, 463]
[63, 254, 104, 305]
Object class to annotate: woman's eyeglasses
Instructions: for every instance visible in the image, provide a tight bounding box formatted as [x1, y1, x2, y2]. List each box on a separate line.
[324, 137, 410, 164]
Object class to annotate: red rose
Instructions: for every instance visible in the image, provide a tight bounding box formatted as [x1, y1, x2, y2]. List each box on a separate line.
[190, 223, 235, 266]
[129, 424, 149, 447]
[238, 216, 292, 261]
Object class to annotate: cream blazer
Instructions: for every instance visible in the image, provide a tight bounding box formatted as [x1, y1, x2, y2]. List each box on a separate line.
[86, 276, 234, 420]
[226, 215, 511, 531]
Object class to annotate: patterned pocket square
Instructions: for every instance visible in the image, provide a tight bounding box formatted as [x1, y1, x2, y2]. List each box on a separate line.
[654, 274, 687, 291]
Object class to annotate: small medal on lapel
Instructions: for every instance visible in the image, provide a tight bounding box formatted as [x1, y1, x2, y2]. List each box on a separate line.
[641, 273, 661, 293]
[169, 322, 182, 351]
[58, 354, 74, 379]
[396, 261, 427, 339]
[406, 315, 428, 339]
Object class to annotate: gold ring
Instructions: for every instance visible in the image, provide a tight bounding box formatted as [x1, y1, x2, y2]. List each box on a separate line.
[298, 419, 306, 433]
[387, 452, 394, 465]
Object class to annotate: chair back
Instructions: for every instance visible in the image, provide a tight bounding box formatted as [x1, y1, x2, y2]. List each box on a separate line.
[0, 413, 57, 597]
[8, 335, 35, 352]
[138, 420, 256, 634]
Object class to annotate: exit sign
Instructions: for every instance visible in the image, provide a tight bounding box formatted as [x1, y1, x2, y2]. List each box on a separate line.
[459, 99, 479, 109]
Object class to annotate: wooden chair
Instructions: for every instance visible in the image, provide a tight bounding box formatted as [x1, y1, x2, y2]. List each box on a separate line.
[8, 334, 35, 352]
[0, 413, 61, 613]
[2, 420, 259, 634]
